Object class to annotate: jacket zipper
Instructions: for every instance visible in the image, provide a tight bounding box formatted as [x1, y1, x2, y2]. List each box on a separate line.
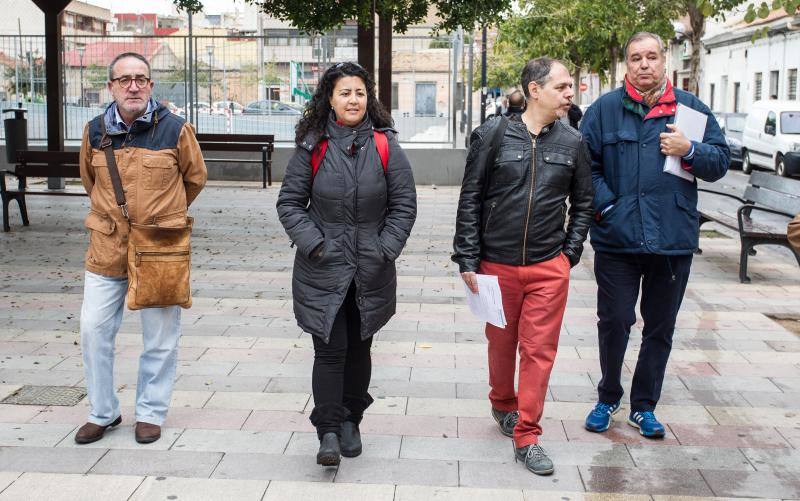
[135, 250, 189, 267]
[522, 137, 537, 265]
[484, 201, 496, 234]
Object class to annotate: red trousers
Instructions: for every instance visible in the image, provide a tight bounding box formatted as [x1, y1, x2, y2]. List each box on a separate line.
[480, 253, 570, 448]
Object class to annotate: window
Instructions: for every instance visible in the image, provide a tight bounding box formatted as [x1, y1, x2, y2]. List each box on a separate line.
[789, 69, 797, 100]
[709, 83, 715, 110]
[727, 116, 745, 132]
[754, 72, 762, 101]
[780, 111, 800, 133]
[734, 82, 741, 112]
[765, 111, 776, 135]
[391, 82, 398, 110]
[770, 70, 779, 98]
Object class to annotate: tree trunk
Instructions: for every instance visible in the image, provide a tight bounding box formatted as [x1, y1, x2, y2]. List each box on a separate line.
[609, 44, 618, 90]
[573, 66, 581, 105]
[686, 1, 706, 96]
[357, 2, 375, 77]
[378, 11, 392, 111]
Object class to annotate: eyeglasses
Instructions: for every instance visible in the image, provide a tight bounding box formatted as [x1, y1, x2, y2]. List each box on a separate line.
[110, 75, 151, 88]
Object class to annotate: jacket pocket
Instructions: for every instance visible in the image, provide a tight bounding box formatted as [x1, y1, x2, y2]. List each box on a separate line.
[142, 155, 177, 190]
[491, 149, 525, 185]
[91, 152, 111, 189]
[154, 208, 189, 228]
[84, 210, 117, 269]
[540, 151, 573, 190]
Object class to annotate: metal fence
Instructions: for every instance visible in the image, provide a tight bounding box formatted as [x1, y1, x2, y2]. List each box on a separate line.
[0, 33, 471, 144]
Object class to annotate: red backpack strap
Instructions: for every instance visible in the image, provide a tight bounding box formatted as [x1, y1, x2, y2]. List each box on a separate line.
[310, 138, 328, 181]
[374, 130, 389, 174]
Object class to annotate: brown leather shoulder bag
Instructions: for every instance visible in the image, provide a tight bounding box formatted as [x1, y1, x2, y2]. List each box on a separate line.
[99, 117, 193, 310]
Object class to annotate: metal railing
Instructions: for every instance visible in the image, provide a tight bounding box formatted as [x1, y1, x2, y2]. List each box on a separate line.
[0, 33, 473, 144]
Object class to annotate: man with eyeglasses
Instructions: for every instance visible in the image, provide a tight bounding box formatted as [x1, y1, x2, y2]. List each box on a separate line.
[75, 52, 206, 445]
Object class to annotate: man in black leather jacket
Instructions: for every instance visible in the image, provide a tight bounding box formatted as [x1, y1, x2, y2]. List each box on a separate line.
[452, 57, 593, 476]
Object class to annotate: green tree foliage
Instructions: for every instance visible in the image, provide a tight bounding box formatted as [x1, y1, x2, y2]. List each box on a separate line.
[487, 0, 677, 95]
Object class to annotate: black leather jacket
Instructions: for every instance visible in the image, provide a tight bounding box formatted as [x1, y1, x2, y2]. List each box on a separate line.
[452, 115, 594, 272]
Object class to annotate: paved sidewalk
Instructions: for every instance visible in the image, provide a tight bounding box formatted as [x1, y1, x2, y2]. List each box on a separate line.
[0, 180, 799, 500]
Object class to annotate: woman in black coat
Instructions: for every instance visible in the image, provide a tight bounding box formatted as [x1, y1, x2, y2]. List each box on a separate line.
[276, 62, 417, 466]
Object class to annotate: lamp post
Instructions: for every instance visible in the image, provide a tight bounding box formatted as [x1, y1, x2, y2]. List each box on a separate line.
[77, 45, 85, 107]
[206, 44, 214, 106]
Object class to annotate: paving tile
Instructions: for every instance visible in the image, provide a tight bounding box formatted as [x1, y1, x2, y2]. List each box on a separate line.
[406, 397, 486, 418]
[0, 404, 46, 423]
[627, 444, 753, 471]
[400, 436, 510, 462]
[334, 457, 458, 487]
[458, 461, 583, 491]
[669, 424, 791, 448]
[90, 449, 223, 477]
[0, 472, 143, 501]
[578, 466, 713, 496]
[706, 406, 800, 427]
[130, 476, 269, 501]
[701, 469, 800, 498]
[162, 408, 251, 430]
[562, 420, 680, 446]
[285, 432, 401, 458]
[264, 480, 394, 500]
[0, 471, 20, 493]
[171, 428, 291, 454]
[360, 415, 457, 438]
[369, 380, 456, 399]
[0, 446, 106, 474]
[0, 423, 76, 447]
[241, 410, 316, 433]
[678, 375, 782, 393]
[212, 452, 336, 482]
[365, 396, 407, 415]
[396, 485, 525, 501]
[59, 426, 183, 450]
[174, 374, 270, 392]
[740, 446, 800, 472]
[204, 391, 309, 411]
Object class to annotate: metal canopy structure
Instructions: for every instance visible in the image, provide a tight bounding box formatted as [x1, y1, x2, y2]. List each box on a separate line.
[32, 0, 70, 152]
[31, 0, 70, 189]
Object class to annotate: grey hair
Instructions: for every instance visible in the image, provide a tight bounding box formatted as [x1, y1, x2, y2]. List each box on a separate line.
[624, 32, 666, 59]
[108, 52, 151, 81]
[520, 57, 559, 98]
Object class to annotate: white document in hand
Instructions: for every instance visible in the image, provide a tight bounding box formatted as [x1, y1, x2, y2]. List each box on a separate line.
[463, 274, 507, 328]
[663, 103, 707, 183]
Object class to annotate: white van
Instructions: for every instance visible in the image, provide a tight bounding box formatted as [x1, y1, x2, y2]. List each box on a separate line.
[741, 100, 800, 177]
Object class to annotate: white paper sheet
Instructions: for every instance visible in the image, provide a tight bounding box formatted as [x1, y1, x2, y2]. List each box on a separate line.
[663, 103, 707, 183]
[463, 274, 507, 328]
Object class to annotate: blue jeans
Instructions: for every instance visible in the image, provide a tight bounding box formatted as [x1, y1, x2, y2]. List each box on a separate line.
[80, 271, 181, 426]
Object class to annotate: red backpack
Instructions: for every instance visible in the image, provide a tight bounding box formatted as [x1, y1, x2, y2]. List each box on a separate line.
[311, 130, 389, 180]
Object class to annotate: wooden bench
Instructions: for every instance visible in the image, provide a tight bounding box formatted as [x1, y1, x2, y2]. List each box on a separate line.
[699, 171, 800, 283]
[1, 150, 83, 232]
[196, 133, 275, 188]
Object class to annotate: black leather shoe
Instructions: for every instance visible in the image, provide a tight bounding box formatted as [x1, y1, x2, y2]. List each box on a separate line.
[316, 432, 341, 466]
[340, 421, 362, 458]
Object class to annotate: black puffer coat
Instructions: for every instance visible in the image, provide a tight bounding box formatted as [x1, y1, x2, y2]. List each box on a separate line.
[277, 115, 417, 343]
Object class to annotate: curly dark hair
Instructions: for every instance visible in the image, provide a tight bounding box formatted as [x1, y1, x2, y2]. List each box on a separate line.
[295, 62, 394, 145]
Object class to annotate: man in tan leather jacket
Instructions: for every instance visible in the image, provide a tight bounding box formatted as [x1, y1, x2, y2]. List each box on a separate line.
[75, 52, 206, 445]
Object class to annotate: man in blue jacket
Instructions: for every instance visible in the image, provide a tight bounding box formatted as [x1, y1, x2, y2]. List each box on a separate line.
[580, 32, 729, 438]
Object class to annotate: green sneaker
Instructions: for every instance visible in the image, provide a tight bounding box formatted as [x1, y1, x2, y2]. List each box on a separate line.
[514, 443, 554, 475]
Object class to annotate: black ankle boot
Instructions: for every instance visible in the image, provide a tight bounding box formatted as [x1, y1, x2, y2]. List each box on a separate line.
[340, 421, 362, 457]
[316, 432, 341, 466]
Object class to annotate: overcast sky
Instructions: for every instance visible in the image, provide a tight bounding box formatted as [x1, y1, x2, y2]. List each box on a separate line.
[87, 0, 247, 15]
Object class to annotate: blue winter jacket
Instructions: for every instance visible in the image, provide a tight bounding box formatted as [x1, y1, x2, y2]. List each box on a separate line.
[580, 87, 730, 255]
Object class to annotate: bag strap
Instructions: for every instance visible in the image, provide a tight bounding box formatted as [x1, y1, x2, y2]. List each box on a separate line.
[483, 115, 509, 196]
[98, 116, 129, 220]
[311, 130, 390, 182]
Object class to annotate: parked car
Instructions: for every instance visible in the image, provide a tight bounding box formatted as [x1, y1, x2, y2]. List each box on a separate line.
[164, 101, 185, 117]
[188, 101, 212, 114]
[243, 100, 304, 115]
[741, 100, 800, 177]
[211, 100, 244, 115]
[714, 112, 746, 168]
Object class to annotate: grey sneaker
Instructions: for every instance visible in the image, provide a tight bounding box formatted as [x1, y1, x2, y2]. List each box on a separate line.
[514, 443, 554, 475]
[491, 408, 519, 437]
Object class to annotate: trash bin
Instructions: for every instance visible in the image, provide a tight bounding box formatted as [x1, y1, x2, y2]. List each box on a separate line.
[3, 106, 27, 164]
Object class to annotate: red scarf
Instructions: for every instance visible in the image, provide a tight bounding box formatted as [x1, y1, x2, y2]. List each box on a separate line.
[625, 76, 677, 121]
